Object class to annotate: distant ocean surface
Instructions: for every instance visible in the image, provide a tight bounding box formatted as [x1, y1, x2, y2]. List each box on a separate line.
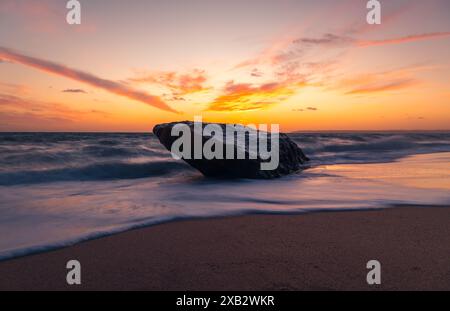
[1, 132, 450, 260]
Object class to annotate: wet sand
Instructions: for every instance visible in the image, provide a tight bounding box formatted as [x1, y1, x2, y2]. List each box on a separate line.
[0, 206, 449, 291]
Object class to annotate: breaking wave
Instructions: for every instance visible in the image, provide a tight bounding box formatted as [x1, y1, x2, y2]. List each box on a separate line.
[0, 131, 450, 185]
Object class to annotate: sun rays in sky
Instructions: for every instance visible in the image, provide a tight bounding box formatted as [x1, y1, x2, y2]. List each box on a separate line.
[1, 0, 450, 131]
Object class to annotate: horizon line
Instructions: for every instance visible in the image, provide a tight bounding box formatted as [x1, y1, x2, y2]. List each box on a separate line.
[2, 129, 450, 134]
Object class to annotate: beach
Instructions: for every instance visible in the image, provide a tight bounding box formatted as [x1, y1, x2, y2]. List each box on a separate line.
[1, 133, 450, 291]
[0, 206, 449, 291]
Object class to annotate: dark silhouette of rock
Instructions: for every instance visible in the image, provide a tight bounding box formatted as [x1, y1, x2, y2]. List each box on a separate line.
[153, 121, 309, 179]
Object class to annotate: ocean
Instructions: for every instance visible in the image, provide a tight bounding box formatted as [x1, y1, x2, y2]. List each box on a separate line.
[1, 131, 450, 260]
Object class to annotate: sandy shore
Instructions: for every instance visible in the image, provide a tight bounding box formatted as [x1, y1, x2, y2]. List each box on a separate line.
[0, 206, 449, 291]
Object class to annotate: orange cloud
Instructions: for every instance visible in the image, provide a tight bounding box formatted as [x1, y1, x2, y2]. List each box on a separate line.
[336, 64, 434, 95]
[0, 92, 109, 124]
[346, 78, 419, 95]
[0, 46, 177, 113]
[357, 32, 450, 47]
[206, 81, 295, 112]
[0, 82, 29, 94]
[131, 69, 210, 95]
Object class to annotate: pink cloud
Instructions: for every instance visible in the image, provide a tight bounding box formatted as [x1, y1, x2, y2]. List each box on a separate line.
[0, 46, 177, 113]
[357, 32, 450, 47]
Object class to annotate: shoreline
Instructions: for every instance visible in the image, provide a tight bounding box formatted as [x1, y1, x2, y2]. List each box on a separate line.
[0, 206, 449, 290]
[0, 203, 443, 263]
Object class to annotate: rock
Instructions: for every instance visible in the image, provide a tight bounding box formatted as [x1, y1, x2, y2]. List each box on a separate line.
[153, 121, 309, 179]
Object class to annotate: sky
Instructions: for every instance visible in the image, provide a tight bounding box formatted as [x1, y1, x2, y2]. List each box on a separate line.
[0, 0, 449, 132]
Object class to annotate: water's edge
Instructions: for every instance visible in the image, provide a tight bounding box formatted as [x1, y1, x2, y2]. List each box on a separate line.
[2, 202, 448, 262]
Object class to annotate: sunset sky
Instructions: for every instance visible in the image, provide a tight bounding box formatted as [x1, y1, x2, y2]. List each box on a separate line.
[1, 0, 450, 132]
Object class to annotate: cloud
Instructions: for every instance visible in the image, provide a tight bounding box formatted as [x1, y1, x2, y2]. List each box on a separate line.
[357, 32, 450, 47]
[0, 46, 176, 113]
[232, 29, 445, 105]
[0, 82, 29, 94]
[0, 92, 108, 119]
[293, 107, 318, 112]
[0, 92, 112, 131]
[250, 68, 263, 77]
[131, 69, 209, 95]
[0, 58, 11, 64]
[206, 81, 295, 112]
[335, 64, 433, 96]
[294, 33, 354, 46]
[234, 34, 342, 93]
[234, 36, 296, 68]
[176, 70, 209, 94]
[62, 89, 87, 94]
[346, 78, 418, 95]
[235, 30, 449, 93]
[296, 32, 450, 49]
[0, 93, 30, 108]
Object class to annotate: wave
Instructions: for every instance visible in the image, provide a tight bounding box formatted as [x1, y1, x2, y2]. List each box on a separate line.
[0, 160, 193, 185]
[0, 151, 449, 261]
[1, 132, 450, 185]
[291, 132, 450, 165]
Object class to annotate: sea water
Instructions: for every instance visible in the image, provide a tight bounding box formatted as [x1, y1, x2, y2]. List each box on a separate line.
[1, 132, 450, 260]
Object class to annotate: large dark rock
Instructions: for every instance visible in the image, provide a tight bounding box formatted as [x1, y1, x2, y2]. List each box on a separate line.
[153, 121, 309, 179]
